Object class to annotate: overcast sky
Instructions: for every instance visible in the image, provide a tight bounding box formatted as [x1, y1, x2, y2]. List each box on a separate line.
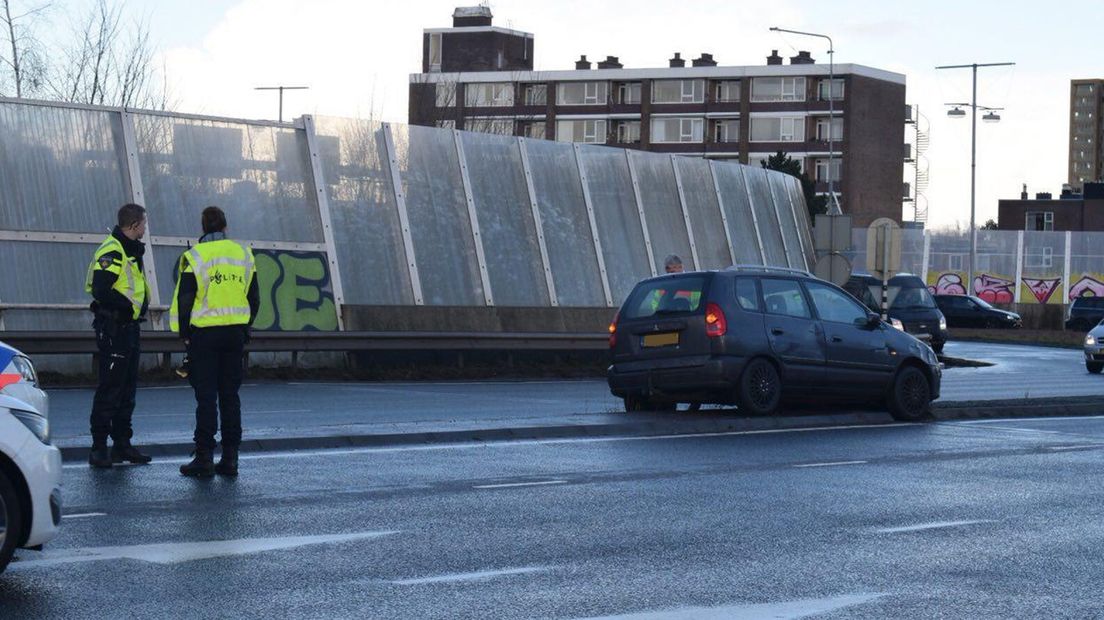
[107, 0, 1101, 230]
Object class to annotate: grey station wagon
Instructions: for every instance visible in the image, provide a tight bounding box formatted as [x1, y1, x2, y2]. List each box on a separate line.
[607, 266, 942, 421]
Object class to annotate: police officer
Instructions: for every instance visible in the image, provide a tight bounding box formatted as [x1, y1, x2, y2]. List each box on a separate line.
[171, 206, 259, 478]
[86, 203, 154, 468]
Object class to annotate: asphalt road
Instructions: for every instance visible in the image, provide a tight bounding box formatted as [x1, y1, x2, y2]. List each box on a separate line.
[6, 414, 1104, 618]
[44, 341, 1104, 449]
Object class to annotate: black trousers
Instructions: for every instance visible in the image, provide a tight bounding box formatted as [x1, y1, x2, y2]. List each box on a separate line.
[187, 325, 247, 450]
[90, 320, 141, 445]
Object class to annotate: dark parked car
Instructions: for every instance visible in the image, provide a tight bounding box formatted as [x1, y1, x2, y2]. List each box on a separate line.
[1067, 297, 1104, 331]
[607, 266, 942, 421]
[842, 273, 949, 354]
[934, 294, 1022, 329]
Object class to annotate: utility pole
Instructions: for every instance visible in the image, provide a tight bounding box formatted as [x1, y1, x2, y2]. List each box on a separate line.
[935, 62, 1014, 295]
[254, 85, 310, 123]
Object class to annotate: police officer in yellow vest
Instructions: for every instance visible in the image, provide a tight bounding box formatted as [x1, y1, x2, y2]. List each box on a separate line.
[85, 203, 154, 468]
[171, 206, 259, 478]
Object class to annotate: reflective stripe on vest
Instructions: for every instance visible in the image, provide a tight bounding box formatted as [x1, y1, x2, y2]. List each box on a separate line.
[169, 239, 254, 331]
[84, 235, 146, 320]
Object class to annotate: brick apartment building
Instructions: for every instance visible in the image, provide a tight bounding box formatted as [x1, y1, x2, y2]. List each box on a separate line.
[1070, 79, 1104, 192]
[408, 7, 908, 226]
[998, 183, 1104, 232]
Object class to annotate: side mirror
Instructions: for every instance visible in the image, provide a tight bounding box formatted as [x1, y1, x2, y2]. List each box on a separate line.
[866, 313, 882, 328]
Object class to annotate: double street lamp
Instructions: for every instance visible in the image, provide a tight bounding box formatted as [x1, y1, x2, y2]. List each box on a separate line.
[935, 62, 1015, 296]
[769, 27, 842, 216]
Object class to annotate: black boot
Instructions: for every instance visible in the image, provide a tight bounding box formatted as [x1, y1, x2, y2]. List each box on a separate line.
[215, 446, 239, 477]
[112, 442, 153, 465]
[179, 449, 215, 478]
[89, 442, 112, 469]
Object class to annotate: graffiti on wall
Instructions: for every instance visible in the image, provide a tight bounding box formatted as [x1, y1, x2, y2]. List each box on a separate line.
[928, 271, 1104, 305]
[252, 250, 338, 331]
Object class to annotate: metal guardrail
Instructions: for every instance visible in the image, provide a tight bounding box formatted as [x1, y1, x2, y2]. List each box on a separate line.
[0, 330, 610, 355]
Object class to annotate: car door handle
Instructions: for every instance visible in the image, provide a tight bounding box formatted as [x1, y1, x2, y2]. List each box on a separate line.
[831, 336, 843, 342]
[771, 328, 785, 335]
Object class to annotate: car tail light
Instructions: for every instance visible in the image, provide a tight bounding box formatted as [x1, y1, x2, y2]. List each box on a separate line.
[705, 302, 726, 337]
[608, 312, 618, 348]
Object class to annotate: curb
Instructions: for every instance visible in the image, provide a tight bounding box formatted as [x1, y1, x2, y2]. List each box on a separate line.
[57, 397, 1104, 462]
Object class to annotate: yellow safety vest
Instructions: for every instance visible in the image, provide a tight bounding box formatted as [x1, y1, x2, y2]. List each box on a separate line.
[169, 239, 256, 332]
[85, 235, 147, 321]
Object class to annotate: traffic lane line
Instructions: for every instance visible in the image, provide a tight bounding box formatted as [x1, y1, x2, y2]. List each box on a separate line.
[875, 520, 993, 534]
[62, 512, 107, 519]
[473, 480, 568, 490]
[388, 565, 553, 585]
[792, 460, 867, 468]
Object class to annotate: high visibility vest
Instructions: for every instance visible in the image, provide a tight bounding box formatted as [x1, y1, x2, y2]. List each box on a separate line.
[85, 235, 147, 321]
[169, 239, 255, 332]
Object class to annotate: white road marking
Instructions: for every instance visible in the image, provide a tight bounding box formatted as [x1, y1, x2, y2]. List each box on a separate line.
[9, 530, 398, 570]
[875, 520, 993, 534]
[389, 565, 552, 585]
[793, 460, 867, 468]
[473, 480, 568, 490]
[955, 415, 1104, 425]
[941, 423, 1066, 435]
[1047, 444, 1104, 451]
[61, 422, 920, 468]
[62, 512, 107, 519]
[573, 593, 886, 619]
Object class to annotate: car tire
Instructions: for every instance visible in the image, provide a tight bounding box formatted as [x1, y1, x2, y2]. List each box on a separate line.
[0, 470, 22, 575]
[1088, 362, 1104, 375]
[932, 341, 945, 355]
[624, 396, 675, 413]
[737, 358, 781, 416]
[887, 365, 931, 422]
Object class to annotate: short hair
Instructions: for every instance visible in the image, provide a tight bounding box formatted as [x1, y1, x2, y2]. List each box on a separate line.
[117, 203, 147, 229]
[664, 254, 683, 269]
[201, 206, 227, 234]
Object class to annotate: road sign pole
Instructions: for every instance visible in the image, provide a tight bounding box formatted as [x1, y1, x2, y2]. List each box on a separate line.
[881, 225, 890, 321]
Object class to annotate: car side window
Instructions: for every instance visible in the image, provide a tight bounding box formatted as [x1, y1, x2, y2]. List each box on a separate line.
[761, 278, 811, 319]
[805, 281, 869, 325]
[734, 278, 760, 312]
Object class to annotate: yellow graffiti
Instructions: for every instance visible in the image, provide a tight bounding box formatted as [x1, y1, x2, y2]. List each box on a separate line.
[253, 251, 338, 331]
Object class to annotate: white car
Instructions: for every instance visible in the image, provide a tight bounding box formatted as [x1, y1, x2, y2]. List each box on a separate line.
[0, 342, 61, 574]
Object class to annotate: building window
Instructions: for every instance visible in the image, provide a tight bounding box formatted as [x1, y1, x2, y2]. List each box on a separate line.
[617, 82, 642, 105]
[714, 80, 740, 102]
[814, 158, 841, 182]
[712, 120, 739, 143]
[815, 118, 843, 141]
[465, 83, 514, 107]
[520, 121, 546, 139]
[750, 77, 806, 102]
[556, 119, 607, 143]
[615, 121, 641, 144]
[557, 81, 609, 105]
[652, 79, 705, 104]
[428, 33, 442, 72]
[522, 84, 547, 106]
[435, 82, 457, 108]
[749, 116, 805, 142]
[465, 118, 514, 135]
[817, 79, 844, 101]
[1025, 211, 1054, 231]
[651, 117, 703, 143]
[435, 120, 456, 130]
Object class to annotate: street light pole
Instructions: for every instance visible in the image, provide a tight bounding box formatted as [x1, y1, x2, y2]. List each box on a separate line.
[254, 85, 310, 123]
[935, 62, 1014, 295]
[770, 27, 841, 215]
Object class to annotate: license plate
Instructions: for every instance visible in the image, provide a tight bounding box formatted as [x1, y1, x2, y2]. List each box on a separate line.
[642, 332, 679, 347]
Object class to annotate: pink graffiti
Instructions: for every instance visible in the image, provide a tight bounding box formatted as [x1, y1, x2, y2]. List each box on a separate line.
[972, 274, 1014, 304]
[1021, 277, 1062, 304]
[929, 273, 966, 296]
[1069, 275, 1104, 301]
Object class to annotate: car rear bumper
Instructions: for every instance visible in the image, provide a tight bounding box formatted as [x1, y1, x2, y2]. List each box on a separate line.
[608, 355, 746, 399]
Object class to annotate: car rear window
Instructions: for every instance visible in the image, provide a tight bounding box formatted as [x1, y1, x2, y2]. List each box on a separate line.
[623, 276, 707, 319]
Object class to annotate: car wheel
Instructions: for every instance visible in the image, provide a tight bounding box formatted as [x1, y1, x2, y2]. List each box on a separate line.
[0, 470, 22, 574]
[623, 395, 646, 413]
[624, 396, 675, 413]
[1088, 362, 1104, 375]
[738, 358, 781, 416]
[932, 341, 945, 355]
[887, 366, 931, 421]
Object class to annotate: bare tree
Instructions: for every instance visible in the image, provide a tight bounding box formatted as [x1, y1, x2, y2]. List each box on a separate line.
[0, 0, 50, 98]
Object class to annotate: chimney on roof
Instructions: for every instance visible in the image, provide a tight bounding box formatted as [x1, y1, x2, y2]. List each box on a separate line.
[789, 50, 815, 65]
[575, 55, 592, 70]
[1035, 192, 1052, 199]
[692, 53, 717, 67]
[1021, 183, 1028, 200]
[669, 52, 686, 68]
[766, 50, 783, 66]
[452, 6, 493, 27]
[597, 55, 623, 69]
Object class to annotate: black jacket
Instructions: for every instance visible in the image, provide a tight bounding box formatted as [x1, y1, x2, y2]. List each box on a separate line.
[90, 226, 149, 321]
